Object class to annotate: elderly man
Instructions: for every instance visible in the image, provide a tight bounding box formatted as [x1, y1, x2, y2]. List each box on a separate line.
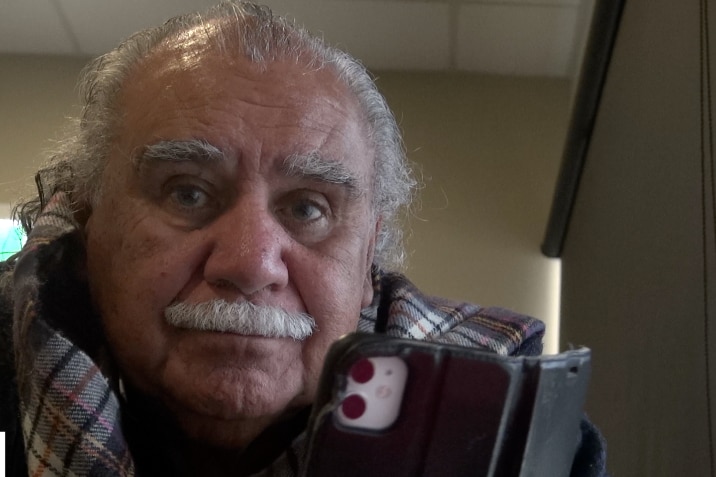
[0, 2, 605, 476]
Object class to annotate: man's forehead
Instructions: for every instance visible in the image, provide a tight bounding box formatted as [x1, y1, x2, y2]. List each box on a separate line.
[133, 23, 309, 91]
[150, 22, 244, 76]
[113, 29, 375, 191]
[121, 35, 366, 126]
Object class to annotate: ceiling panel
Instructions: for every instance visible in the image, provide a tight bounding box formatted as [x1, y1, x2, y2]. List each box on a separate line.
[457, 3, 580, 76]
[0, 0, 587, 77]
[0, 0, 77, 55]
[57, 0, 220, 55]
[57, 0, 452, 70]
[267, 1, 451, 70]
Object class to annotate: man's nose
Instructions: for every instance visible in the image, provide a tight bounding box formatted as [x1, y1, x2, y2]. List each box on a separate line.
[202, 198, 290, 297]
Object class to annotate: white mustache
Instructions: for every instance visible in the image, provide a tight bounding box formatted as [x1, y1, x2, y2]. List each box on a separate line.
[164, 299, 316, 341]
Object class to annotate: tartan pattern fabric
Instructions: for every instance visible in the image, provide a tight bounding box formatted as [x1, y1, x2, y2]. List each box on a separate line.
[358, 270, 544, 356]
[13, 193, 135, 476]
[12, 192, 543, 476]
[21, 327, 134, 476]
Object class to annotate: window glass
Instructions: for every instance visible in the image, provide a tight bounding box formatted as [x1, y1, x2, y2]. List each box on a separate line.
[0, 219, 25, 260]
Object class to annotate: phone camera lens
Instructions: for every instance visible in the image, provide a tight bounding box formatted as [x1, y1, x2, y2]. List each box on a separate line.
[340, 393, 367, 420]
[349, 358, 375, 384]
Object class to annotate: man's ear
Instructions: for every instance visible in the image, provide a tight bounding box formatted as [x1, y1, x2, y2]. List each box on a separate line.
[361, 218, 381, 308]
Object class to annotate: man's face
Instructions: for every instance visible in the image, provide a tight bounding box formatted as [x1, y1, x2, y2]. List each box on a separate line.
[84, 42, 378, 446]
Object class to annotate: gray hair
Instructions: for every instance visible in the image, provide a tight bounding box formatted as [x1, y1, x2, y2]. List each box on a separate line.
[15, 1, 416, 269]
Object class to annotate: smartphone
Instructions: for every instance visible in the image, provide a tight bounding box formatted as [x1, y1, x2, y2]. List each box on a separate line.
[301, 333, 591, 477]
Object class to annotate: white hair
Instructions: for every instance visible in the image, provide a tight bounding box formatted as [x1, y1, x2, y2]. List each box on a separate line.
[165, 299, 316, 341]
[15, 1, 417, 270]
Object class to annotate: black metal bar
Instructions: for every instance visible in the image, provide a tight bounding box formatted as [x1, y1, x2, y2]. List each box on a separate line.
[541, 0, 627, 258]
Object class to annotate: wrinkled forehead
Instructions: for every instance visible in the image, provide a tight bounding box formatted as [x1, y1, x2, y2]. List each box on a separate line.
[112, 26, 376, 185]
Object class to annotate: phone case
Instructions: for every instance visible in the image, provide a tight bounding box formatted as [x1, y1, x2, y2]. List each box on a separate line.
[301, 333, 591, 477]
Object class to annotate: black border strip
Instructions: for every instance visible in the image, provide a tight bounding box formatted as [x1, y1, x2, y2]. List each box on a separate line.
[541, 0, 627, 258]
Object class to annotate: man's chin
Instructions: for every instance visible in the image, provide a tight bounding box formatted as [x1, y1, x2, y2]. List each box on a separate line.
[173, 408, 283, 448]
[167, 391, 314, 450]
[159, 334, 306, 409]
[159, 371, 309, 447]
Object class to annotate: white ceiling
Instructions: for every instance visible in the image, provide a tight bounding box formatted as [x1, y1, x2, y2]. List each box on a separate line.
[0, 0, 592, 77]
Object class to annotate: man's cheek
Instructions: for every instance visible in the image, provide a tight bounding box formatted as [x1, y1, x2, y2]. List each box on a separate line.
[301, 313, 359, 380]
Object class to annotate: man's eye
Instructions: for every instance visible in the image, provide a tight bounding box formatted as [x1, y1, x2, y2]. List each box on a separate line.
[157, 179, 222, 228]
[168, 185, 211, 210]
[290, 201, 324, 222]
[276, 193, 332, 243]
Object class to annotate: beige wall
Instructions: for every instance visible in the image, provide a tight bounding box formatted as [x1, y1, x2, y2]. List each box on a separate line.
[377, 72, 569, 352]
[560, 0, 712, 474]
[0, 55, 570, 352]
[0, 55, 88, 203]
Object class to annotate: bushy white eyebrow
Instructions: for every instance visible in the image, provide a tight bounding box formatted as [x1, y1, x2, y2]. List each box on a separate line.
[282, 152, 362, 198]
[135, 142, 364, 198]
[137, 139, 225, 165]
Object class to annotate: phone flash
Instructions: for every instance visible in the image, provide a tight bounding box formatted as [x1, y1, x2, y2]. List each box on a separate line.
[336, 356, 408, 431]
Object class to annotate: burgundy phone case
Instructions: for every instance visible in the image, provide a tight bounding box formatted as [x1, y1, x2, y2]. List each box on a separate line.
[301, 333, 590, 477]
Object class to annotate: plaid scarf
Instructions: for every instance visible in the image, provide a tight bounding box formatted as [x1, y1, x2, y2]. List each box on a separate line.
[12, 193, 544, 476]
